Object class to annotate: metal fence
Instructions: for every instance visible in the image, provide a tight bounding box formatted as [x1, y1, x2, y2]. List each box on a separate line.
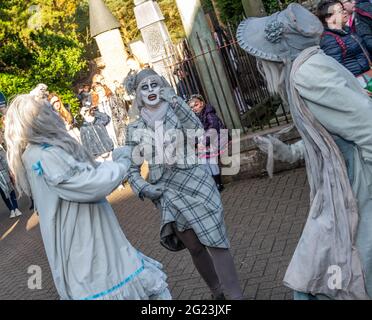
[160, 22, 292, 132]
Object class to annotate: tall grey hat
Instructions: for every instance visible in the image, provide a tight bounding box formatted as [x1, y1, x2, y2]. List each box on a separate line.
[237, 3, 324, 62]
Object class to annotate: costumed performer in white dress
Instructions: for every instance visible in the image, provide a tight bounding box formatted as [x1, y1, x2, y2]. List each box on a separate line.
[4, 94, 171, 300]
[238, 3, 372, 299]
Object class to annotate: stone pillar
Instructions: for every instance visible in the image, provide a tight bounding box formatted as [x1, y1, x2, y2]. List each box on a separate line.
[175, 0, 242, 129]
[94, 29, 130, 88]
[241, 0, 266, 17]
[89, 0, 130, 89]
[134, 0, 172, 79]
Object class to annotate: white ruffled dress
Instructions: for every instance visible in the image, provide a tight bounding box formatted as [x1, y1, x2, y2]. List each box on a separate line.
[22, 143, 171, 300]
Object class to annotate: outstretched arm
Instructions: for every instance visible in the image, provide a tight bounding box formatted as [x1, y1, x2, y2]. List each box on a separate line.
[253, 135, 304, 178]
[124, 124, 151, 198]
[254, 135, 305, 163]
[40, 147, 129, 202]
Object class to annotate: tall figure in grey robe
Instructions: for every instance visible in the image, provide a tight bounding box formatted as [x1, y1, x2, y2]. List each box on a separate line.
[237, 3, 372, 299]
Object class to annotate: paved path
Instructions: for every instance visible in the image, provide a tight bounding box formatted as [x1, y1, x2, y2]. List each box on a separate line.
[0, 167, 309, 300]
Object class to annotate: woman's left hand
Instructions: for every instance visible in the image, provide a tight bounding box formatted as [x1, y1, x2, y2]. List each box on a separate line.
[160, 87, 178, 105]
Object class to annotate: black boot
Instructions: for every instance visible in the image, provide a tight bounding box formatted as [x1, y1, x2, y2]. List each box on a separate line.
[212, 174, 224, 192]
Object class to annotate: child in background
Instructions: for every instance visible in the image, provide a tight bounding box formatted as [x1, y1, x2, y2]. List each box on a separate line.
[188, 94, 227, 192]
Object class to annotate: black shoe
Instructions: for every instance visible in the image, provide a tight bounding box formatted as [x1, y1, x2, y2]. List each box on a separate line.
[212, 175, 224, 192]
[211, 293, 226, 300]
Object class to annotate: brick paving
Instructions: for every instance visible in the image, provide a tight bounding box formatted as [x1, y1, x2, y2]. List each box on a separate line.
[0, 167, 310, 300]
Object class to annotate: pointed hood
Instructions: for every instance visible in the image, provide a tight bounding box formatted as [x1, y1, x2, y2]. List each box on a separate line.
[89, 0, 121, 37]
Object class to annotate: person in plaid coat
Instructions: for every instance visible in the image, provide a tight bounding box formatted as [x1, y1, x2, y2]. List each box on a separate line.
[124, 68, 243, 300]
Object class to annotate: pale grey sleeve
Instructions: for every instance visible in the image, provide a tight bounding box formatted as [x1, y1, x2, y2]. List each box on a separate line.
[294, 58, 372, 163]
[41, 148, 128, 202]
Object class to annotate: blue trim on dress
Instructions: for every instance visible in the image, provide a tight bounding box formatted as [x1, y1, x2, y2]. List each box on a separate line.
[41, 143, 52, 150]
[82, 257, 145, 300]
[32, 144, 51, 176]
[32, 161, 44, 176]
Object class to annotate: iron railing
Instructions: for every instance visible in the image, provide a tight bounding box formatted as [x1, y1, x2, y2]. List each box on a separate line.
[160, 22, 292, 132]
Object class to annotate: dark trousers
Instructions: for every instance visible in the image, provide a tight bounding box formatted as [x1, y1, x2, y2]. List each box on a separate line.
[0, 189, 18, 211]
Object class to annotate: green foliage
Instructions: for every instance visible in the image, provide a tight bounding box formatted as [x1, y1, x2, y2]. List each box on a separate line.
[105, 0, 185, 44]
[201, 0, 214, 13]
[203, 0, 300, 23]
[262, 0, 297, 14]
[0, 0, 187, 117]
[58, 91, 81, 118]
[0, 74, 33, 102]
[213, 0, 245, 24]
[105, 0, 139, 43]
[0, 0, 87, 115]
[29, 31, 87, 88]
[159, 0, 185, 42]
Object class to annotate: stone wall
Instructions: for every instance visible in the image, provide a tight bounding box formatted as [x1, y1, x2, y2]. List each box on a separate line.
[222, 124, 305, 183]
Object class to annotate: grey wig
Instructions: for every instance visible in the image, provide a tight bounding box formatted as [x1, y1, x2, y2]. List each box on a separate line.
[4, 94, 96, 196]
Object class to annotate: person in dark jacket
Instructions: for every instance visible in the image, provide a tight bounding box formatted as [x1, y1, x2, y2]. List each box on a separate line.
[352, 0, 372, 54]
[343, 0, 356, 28]
[0, 145, 23, 219]
[188, 94, 228, 192]
[77, 84, 92, 107]
[317, 0, 371, 77]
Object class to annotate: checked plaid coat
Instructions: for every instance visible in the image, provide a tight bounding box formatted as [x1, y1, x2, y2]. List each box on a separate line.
[0, 146, 13, 198]
[125, 98, 230, 251]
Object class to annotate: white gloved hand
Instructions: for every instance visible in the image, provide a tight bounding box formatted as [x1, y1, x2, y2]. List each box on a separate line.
[112, 146, 132, 169]
[140, 184, 163, 201]
[253, 135, 272, 154]
[254, 135, 304, 164]
[112, 146, 132, 161]
[160, 87, 178, 104]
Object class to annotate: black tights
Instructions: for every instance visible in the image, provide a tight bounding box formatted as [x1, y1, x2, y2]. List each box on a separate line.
[173, 226, 243, 299]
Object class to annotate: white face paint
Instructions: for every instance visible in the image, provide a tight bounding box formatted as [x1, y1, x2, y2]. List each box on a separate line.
[140, 76, 161, 108]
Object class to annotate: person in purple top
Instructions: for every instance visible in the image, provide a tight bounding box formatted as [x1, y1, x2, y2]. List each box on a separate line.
[188, 94, 228, 192]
